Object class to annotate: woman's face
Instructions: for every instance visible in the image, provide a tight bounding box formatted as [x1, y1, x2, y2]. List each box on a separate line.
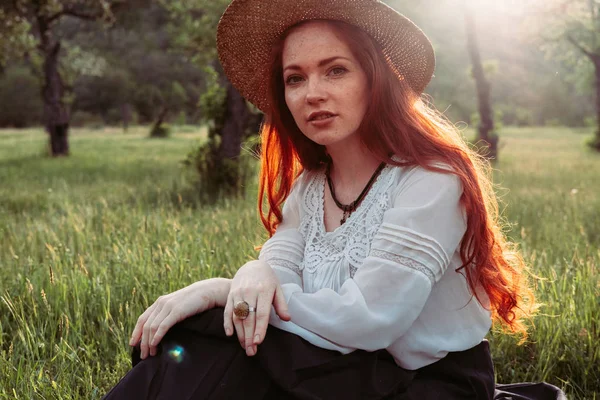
[282, 21, 369, 147]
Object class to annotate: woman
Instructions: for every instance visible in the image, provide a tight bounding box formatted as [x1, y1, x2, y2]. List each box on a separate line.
[104, 0, 565, 399]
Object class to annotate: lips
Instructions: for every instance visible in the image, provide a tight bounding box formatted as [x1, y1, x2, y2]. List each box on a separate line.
[307, 111, 337, 122]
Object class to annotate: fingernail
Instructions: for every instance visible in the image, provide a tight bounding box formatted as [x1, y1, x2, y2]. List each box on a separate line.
[247, 346, 254, 356]
[225, 328, 231, 336]
[254, 334, 260, 344]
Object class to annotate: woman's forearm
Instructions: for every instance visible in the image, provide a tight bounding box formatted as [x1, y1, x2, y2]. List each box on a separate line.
[204, 277, 231, 308]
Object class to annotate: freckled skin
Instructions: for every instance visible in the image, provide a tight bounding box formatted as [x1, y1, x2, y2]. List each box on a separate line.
[282, 21, 369, 148]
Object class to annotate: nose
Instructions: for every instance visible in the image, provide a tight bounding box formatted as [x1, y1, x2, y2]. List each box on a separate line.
[305, 77, 327, 104]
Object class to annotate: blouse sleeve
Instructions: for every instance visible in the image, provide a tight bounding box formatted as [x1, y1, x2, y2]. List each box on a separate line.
[258, 178, 305, 288]
[270, 169, 467, 351]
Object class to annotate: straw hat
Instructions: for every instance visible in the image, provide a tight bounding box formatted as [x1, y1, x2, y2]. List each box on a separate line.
[217, 0, 435, 113]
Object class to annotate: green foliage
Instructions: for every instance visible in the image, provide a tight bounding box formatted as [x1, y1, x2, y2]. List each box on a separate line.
[0, 65, 43, 127]
[104, 108, 126, 126]
[470, 109, 504, 131]
[70, 111, 105, 128]
[182, 135, 258, 201]
[130, 81, 189, 126]
[60, 42, 111, 106]
[169, 81, 188, 110]
[545, 118, 562, 127]
[183, 65, 256, 199]
[586, 134, 600, 151]
[495, 105, 534, 127]
[74, 69, 134, 122]
[1, 0, 596, 132]
[514, 107, 534, 127]
[63, 3, 205, 126]
[524, 0, 600, 93]
[158, 1, 257, 198]
[160, 0, 231, 66]
[470, 112, 480, 127]
[173, 110, 187, 125]
[198, 65, 226, 131]
[133, 85, 164, 122]
[584, 116, 596, 128]
[522, 0, 600, 140]
[467, 59, 499, 79]
[0, 126, 598, 398]
[0, 10, 36, 67]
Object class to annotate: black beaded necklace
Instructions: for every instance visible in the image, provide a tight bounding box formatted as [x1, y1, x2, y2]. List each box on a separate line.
[325, 161, 387, 225]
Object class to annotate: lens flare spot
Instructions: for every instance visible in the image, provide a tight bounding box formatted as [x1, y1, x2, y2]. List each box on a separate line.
[168, 345, 184, 363]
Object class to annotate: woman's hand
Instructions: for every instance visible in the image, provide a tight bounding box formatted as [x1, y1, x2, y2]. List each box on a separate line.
[129, 277, 231, 360]
[223, 260, 291, 357]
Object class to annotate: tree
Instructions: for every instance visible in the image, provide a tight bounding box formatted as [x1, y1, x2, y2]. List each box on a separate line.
[149, 81, 189, 137]
[526, 0, 600, 150]
[0, 0, 138, 156]
[162, 0, 262, 193]
[464, 3, 498, 160]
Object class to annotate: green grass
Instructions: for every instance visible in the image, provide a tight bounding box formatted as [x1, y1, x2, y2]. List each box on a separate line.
[0, 126, 598, 399]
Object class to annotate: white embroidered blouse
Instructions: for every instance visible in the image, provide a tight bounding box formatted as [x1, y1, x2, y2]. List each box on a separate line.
[259, 163, 492, 370]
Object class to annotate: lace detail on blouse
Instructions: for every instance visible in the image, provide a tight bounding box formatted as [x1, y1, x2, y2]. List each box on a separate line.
[369, 249, 435, 285]
[272, 258, 302, 276]
[298, 166, 396, 290]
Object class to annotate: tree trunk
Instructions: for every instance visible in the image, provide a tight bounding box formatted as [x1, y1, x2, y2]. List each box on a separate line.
[465, 8, 498, 160]
[121, 103, 132, 132]
[39, 17, 70, 157]
[220, 81, 249, 159]
[217, 81, 251, 190]
[594, 58, 600, 150]
[150, 107, 169, 136]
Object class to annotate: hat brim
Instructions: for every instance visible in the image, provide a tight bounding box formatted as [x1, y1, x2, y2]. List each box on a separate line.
[217, 0, 435, 113]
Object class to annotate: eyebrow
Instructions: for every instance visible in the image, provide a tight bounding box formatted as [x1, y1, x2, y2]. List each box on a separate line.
[283, 56, 351, 72]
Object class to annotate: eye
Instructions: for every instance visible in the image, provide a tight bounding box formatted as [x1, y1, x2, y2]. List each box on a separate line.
[329, 66, 347, 76]
[285, 75, 303, 85]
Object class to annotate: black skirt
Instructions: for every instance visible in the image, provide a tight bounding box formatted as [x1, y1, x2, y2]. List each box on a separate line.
[103, 308, 564, 400]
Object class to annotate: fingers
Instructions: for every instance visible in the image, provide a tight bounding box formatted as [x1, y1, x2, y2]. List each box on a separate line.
[130, 281, 218, 360]
[228, 293, 247, 350]
[226, 292, 257, 356]
[130, 303, 156, 347]
[253, 289, 274, 346]
[232, 308, 246, 351]
[136, 296, 179, 360]
[241, 292, 259, 356]
[140, 301, 164, 360]
[147, 305, 180, 357]
[273, 285, 291, 321]
[223, 295, 235, 337]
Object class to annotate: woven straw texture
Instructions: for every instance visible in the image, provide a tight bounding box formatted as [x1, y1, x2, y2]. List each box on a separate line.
[217, 0, 435, 113]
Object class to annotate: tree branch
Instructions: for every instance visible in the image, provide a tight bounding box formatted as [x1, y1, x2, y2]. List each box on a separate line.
[567, 35, 597, 59]
[59, 1, 129, 23]
[61, 8, 104, 21]
[47, 12, 63, 23]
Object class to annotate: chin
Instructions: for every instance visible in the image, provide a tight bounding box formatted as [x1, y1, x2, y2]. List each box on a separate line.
[305, 133, 340, 147]
[302, 129, 354, 147]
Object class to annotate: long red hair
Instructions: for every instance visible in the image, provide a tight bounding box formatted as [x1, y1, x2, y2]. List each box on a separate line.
[257, 20, 536, 338]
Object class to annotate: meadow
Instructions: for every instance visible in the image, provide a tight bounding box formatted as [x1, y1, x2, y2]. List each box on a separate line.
[0, 126, 598, 399]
